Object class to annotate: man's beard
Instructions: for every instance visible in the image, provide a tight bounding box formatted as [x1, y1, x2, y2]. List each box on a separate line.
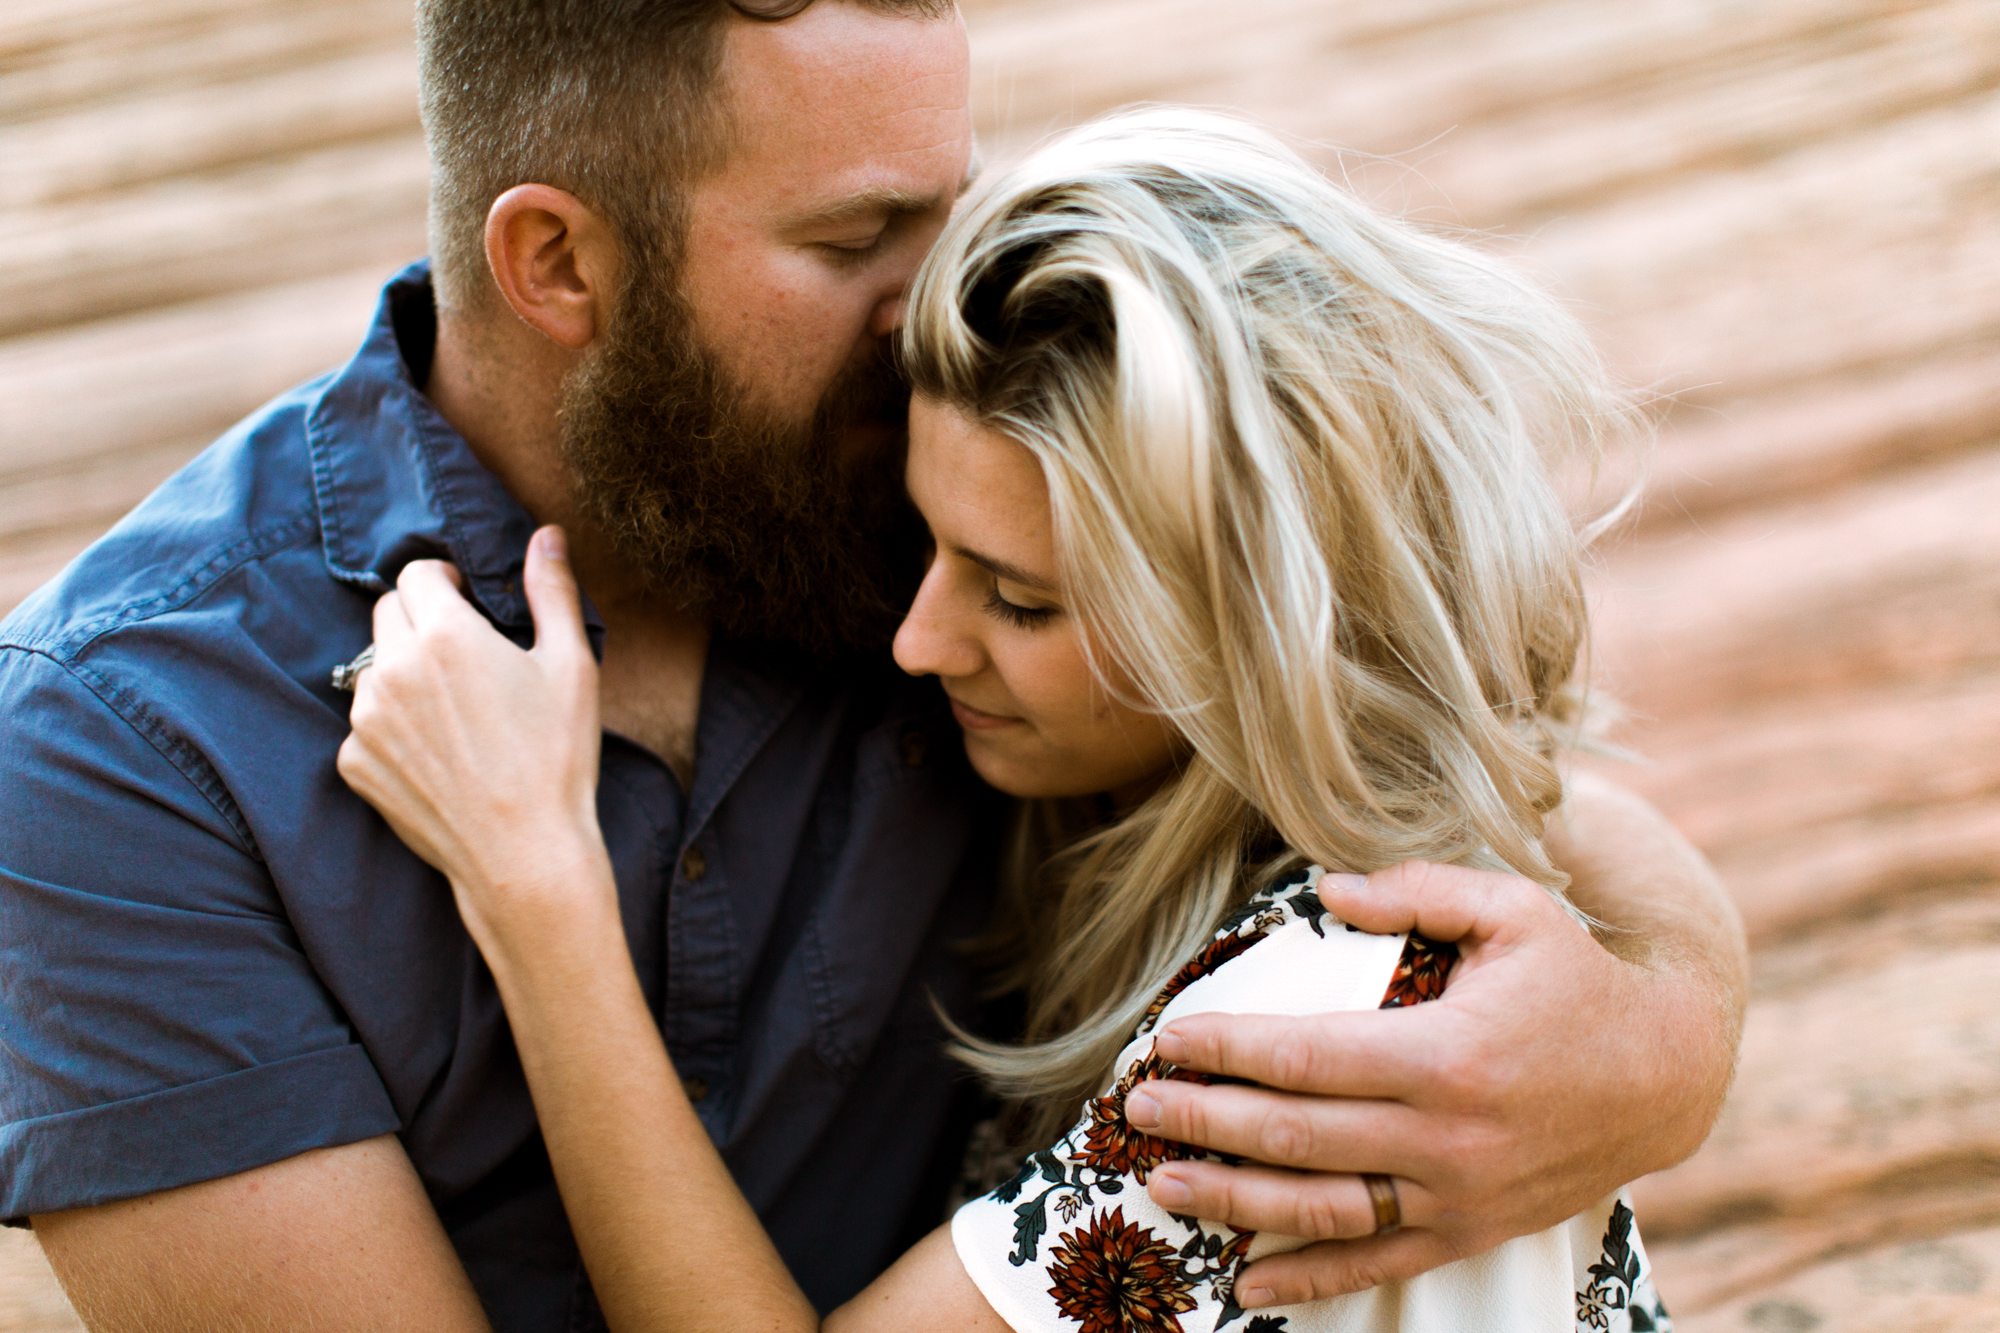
[558, 278, 921, 660]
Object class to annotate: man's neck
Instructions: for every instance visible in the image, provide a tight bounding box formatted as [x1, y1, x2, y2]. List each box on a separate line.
[426, 304, 711, 788]
[425, 306, 575, 530]
[594, 597, 710, 792]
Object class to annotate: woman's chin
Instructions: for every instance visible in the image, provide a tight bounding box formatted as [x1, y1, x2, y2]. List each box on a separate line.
[961, 733, 1080, 800]
[962, 738, 1046, 798]
[962, 736, 1132, 802]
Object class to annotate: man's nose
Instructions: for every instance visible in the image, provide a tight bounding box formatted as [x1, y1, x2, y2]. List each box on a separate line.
[868, 292, 909, 340]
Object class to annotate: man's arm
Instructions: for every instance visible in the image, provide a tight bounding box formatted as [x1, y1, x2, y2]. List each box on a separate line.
[1550, 768, 1750, 987]
[1122, 772, 1748, 1307]
[34, 1135, 492, 1333]
[0, 645, 485, 1329]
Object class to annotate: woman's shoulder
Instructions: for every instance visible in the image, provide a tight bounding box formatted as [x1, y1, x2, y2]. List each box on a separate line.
[1130, 863, 1455, 1048]
[947, 866, 1673, 1333]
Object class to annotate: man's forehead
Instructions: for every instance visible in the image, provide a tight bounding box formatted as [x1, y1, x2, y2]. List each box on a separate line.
[720, 1, 966, 70]
[715, 4, 971, 168]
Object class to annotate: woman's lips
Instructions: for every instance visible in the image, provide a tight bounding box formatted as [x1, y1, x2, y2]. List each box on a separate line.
[947, 695, 1021, 732]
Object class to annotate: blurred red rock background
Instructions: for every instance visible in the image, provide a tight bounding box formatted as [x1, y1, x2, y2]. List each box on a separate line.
[2, 0, 1996, 1329]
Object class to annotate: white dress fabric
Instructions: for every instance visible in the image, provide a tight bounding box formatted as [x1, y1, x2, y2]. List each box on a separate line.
[951, 866, 1673, 1333]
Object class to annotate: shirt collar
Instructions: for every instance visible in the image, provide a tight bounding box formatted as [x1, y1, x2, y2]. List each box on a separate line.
[305, 259, 542, 630]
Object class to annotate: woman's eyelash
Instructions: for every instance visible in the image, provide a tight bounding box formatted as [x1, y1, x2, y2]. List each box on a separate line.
[983, 588, 1055, 630]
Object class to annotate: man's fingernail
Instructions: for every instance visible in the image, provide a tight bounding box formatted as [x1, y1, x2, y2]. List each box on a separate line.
[1239, 1286, 1274, 1309]
[1320, 873, 1369, 894]
[1125, 1088, 1162, 1129]
[540, 527, 568, 561]
[1153, 1031, 1190, 1064]
[1149, 1173, 1191, 1208]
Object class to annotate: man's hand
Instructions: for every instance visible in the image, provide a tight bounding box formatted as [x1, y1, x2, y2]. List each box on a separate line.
[33, 1135, 491, 1332]
[1129, 776, 1747, 1308]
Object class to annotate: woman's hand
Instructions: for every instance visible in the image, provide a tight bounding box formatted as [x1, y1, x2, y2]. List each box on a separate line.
[341, 535, 1003, 1333]
[337, 526, 611, 963]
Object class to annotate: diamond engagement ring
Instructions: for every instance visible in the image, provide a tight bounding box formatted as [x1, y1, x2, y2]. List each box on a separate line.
[330, 644, 377, 693]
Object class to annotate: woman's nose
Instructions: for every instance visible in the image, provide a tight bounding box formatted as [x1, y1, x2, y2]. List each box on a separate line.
[893, 566, 985, 681]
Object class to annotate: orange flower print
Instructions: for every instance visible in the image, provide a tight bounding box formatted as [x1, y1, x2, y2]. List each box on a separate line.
[1047, 1206, 1200, 1333]
[1380, 932, 1455, 1009]
[1076, 1054, 1207, 1183]
[1136, 930, 1264, 1033]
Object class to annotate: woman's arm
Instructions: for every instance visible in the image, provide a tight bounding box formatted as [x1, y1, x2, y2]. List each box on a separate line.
[336, 529, 1008, 1333]
[467, 841, 999, 1333]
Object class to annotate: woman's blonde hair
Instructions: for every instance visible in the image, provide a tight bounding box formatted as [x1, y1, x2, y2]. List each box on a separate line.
[900, 108, 1624, 1134]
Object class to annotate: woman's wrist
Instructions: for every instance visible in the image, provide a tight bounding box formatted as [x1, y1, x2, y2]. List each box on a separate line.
[449, 829, 623, 983]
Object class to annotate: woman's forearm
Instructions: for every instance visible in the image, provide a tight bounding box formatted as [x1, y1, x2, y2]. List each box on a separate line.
[454, 834, 1006, 1333]
[462, 850, 818, 1333]
[335, 540, 995, 1330]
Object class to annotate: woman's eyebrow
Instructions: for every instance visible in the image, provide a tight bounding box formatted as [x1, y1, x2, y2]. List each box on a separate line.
[953, 543, 1057, 592]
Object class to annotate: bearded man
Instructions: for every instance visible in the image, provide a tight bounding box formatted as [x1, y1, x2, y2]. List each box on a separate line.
[0, 2, 1748, 1330]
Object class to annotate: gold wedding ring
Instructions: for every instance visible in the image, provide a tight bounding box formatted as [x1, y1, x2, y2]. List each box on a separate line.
[1363, 1173, 1402, 1236]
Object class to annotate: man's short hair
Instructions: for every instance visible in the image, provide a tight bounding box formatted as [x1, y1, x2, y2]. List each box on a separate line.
[418, 0, 953, 313]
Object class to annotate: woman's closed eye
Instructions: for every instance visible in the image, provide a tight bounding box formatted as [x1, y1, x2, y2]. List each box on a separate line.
[984, 585, 1057, 630]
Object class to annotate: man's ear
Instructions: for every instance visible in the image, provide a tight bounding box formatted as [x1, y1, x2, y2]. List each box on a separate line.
[483, 184, 618, 350]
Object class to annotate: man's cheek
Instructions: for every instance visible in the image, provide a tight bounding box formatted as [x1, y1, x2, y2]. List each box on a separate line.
[753, 322, 857, 416]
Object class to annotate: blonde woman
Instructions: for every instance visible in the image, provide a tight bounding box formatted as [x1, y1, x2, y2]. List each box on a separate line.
[340, 110, 1672, 1331]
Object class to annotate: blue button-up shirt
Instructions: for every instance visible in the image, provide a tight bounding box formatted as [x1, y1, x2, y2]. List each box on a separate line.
[0, 262, 1002, 1328]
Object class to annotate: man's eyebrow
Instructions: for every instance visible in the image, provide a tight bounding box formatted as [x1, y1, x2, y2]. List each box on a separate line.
[953, 543, 1057, 592]
[790, 185, 949, 231]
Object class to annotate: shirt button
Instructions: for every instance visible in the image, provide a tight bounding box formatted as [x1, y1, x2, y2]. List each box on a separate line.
[682, 1075, 709, 1102]
[900, 730, 928, 768]
[681, 846, 707, 882]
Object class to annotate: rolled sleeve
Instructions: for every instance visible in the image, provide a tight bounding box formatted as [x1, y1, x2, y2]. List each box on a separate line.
[0, 1047, 396, 1218]
[0, 647, 398, 1219]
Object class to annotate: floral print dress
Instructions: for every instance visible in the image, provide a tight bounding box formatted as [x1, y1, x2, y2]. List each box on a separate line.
[950, 866, 1673, 1333]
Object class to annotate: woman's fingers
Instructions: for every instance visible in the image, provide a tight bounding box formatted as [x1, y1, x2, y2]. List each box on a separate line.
[396, 559, 478, 630]
[1145, 1161, 1435, 1242]
[371, 588, 414, 653]
[343, 537, 605, 899]
[523, 527, 591, 670]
